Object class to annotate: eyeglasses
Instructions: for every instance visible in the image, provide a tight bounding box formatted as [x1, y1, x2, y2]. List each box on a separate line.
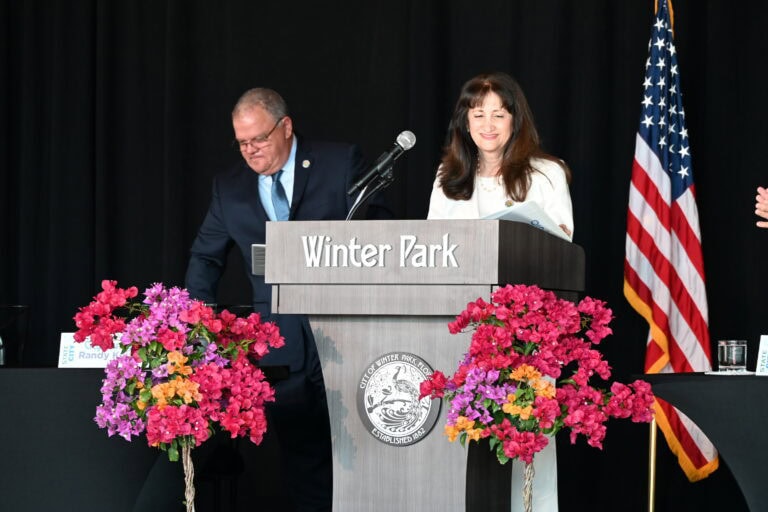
[234, 117, 284, 151]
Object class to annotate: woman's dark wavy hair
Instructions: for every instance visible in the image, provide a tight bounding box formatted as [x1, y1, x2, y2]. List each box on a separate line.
[438, 72, 571, 201]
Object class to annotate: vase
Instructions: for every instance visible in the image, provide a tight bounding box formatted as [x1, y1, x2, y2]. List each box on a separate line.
[465, 440, 535, 512]
[465, 439, 512, 511]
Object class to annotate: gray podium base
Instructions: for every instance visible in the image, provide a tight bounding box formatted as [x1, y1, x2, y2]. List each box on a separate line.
[311, 315, 472, 512]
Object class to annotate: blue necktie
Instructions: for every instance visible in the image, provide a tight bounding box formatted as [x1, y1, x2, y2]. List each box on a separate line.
[271, 170, 290, 221]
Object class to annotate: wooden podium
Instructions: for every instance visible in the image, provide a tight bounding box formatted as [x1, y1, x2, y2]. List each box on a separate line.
[261, 219, 584, 512]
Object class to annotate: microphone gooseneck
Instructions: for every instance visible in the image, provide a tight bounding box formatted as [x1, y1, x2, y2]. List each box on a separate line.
[347, 131, 416, 196]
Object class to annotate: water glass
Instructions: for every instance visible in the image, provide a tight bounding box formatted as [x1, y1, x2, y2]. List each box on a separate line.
[717, 339, 747, 372]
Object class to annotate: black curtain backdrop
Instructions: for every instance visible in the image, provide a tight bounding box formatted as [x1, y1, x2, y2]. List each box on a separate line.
[2, 1, 766, 511]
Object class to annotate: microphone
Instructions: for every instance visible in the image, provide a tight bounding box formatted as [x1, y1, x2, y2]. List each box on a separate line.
[348, 131, 416, 195]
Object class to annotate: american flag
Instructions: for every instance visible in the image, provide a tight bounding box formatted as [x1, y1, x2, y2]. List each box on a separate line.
[624, 0, 719, 481]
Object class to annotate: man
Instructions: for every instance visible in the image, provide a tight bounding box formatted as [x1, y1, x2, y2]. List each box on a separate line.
[185, 88, 388, 511]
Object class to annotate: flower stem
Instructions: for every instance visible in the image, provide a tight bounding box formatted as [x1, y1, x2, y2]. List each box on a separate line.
[522, 461, 535, 512]
[182, 443, 196, 512]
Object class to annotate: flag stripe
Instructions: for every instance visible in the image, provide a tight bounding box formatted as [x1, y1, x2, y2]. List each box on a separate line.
[656, 399, 708, 469]
[670, 193, 706, 281]
[624, 0, 717, 482]
[654, 398, 719, 479]
[628, 180, 708, 323]
[624, 261, 694, 373]
[629, 136, 707, 290]
[626, 208, 710, 365]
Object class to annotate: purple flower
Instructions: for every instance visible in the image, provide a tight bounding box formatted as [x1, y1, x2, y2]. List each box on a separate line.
[151, 364, 169, 381]
[95, 355, 146, 441]
[476, 409, 493, 425]
[122, 284, 197, 348]
[194, 341, 227, 367]
[478, 384, 507, 402]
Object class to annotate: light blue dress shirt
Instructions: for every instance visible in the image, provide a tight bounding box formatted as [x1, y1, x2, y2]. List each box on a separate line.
[258, 136, 297, 221]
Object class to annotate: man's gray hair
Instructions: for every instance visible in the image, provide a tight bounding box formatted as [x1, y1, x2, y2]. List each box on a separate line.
[232, 88, 289, 120]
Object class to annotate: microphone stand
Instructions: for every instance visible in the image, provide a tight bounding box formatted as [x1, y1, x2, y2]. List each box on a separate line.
[345, 165, 394, 220]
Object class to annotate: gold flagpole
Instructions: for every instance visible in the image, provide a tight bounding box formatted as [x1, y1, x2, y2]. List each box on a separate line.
[648, 417, 657, 512]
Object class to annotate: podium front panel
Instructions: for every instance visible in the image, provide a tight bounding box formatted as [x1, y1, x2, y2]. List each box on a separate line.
[273, 284, 492, 315]
[264, 219, 584, 291]
[311, 314, 470, 511]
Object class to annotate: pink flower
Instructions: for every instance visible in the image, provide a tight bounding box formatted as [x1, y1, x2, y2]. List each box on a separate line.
[215, 311, 284, 360]
[604, 380, 656, 423]
[179, 301, 207, 324]
[146, 404, 210, 447]
[488, 420, 549, 464]
[157, 327, 186, 352]
[419, 283, 655, 467]
[564, 403, 608, 448]
[419, 370, 447, 399]
[532, 396, 561, 430]
[75, 281, 286, 461]
[96, 280, 139, 307]
[73, 280, 137, 351]
[190, 355, 275, 444]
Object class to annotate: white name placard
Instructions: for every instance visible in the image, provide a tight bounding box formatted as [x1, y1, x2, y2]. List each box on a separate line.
[58, 332, 122, 368]
[755, 335, 768, 376]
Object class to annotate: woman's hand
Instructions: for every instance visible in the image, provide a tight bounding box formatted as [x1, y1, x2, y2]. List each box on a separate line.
[756, 186, 768, 228]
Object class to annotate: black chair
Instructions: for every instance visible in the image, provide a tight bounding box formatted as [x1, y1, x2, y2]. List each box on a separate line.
[0, 304, 29, 367]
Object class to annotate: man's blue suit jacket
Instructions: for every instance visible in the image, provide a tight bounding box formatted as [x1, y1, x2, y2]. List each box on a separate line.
[185, 135, 375, 372]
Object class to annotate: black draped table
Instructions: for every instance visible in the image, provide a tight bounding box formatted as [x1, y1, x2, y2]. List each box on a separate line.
[0, 369, 158, 511]
[644, 373, 768, 512]
[0, 368, 289, 512]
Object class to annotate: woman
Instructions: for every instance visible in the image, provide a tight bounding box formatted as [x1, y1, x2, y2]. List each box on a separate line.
[428, 71, 573, 242]
[428, 72, 571, 512]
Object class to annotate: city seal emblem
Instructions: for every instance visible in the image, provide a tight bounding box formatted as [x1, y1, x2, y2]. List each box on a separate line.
[357, 351, 441, 446]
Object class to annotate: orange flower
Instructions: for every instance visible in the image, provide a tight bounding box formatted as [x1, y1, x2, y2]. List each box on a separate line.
[167, 351, 187, 365]
[151, 382, 174, 409]
[503, 402, 533, 420]
[167, 351, 192, 376]
[149, 378, 201, 409]
[510, 364, 541, 382]
[445, 416, 483, 443]
[445, 424, 460, 442]
[466, 428, 484, 442]
[173, 378, 202, 404]
[455, 416, 475, 431]
[533, 378, 556, 399]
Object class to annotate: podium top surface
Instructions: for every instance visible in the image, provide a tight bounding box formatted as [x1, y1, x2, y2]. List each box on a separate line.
[262, 219, 584, 292]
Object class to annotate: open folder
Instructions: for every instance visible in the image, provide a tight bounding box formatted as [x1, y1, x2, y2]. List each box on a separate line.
[482, 201, 571, 241]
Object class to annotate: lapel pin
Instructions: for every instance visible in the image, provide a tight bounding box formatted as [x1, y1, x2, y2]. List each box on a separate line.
[302, 159, 310, 168]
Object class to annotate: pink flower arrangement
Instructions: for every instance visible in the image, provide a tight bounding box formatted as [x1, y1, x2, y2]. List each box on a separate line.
[74, 280, 283, 462]
[420, 284, 655, 465]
